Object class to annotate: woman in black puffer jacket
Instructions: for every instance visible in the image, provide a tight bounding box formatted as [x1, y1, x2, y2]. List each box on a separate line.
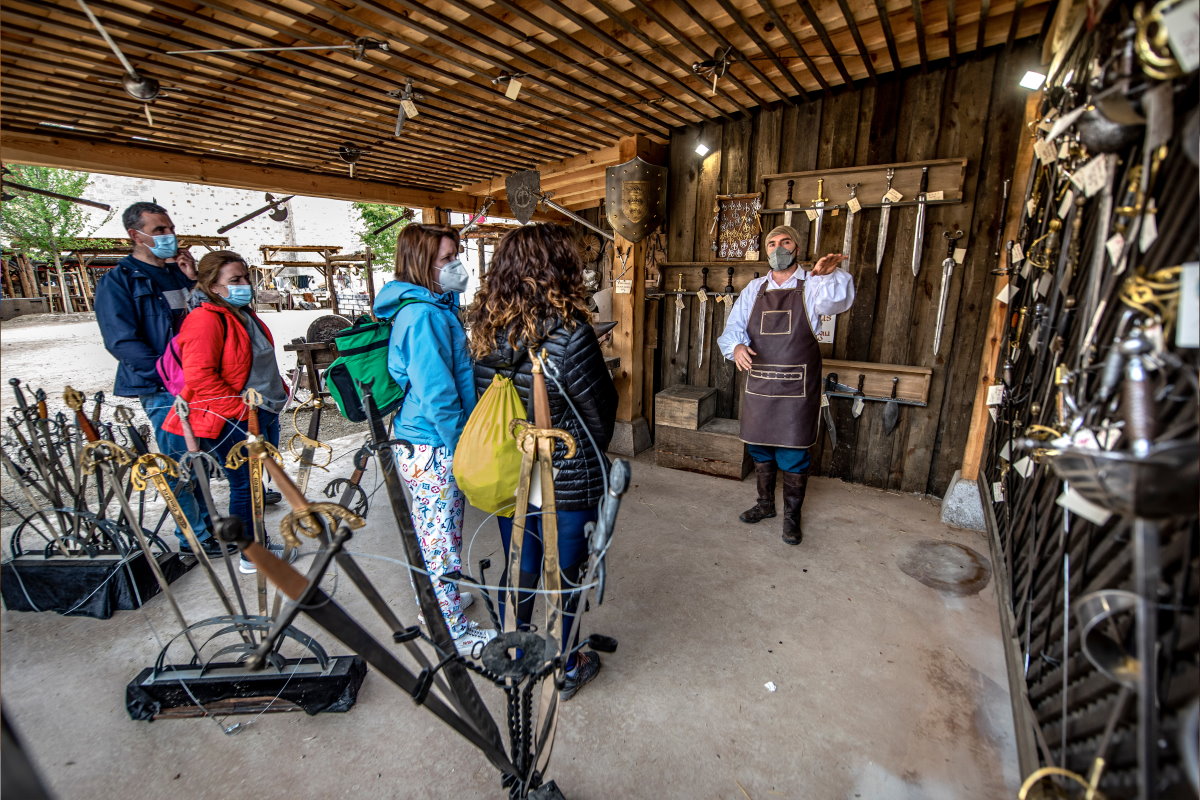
[467, 223, 617, 700]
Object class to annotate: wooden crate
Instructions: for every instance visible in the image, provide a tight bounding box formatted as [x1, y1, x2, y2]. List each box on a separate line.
[654, 385, 717, 430]
[655, 417, 750, 480]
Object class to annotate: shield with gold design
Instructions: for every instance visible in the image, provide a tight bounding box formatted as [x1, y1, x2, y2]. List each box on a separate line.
[605, 157, 667, 243]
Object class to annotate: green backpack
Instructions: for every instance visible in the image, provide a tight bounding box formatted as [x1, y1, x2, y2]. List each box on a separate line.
[323, 300, 429, 422]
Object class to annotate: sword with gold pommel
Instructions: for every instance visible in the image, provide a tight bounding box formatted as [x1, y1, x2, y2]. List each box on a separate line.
[224, 388, 280, 615]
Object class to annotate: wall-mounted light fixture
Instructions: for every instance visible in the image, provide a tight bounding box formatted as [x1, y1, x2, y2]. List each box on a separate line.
[1019, 70, 1046, 90]
[695, 142, 712, 157]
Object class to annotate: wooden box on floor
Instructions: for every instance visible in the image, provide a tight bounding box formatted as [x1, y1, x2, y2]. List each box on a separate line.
[654, 385, 716, 430]
[655, 417, 751, 480]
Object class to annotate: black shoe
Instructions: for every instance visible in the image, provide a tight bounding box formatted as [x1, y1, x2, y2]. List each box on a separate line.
[561, 651, 602, 701]
[739, 461, 777, 524]
[264, 489, 282, 506]
[180, 538, 239, 558]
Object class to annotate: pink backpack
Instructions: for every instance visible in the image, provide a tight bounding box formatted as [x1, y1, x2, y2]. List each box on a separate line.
[155, 311, 227, 396]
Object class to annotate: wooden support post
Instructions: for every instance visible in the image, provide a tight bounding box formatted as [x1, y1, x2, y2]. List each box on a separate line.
[960, 92, 1040, 482]
[52, 251, 74, 314]
[364, 246, 377, 313]
[609, 134, 655, 456]
[325, 250, 339, 316]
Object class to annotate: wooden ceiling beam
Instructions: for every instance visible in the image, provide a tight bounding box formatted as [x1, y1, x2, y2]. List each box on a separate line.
[1006, 0, 1026, 48]
[911, 0, 929, 69]
[712, 0, 810, 101]
[978, 0, 992, 52]
[461, 144, 622, 195]
[351, 0, 665, 136]
[948, 0, 959, 65]
[872, 0, 903, 73]
[752, 0, 834, 92]
[794, 0, 855, 86]
[0, 131, 530, 215]
[832, 0, 879, 84]
[663, 0, 782, 105]
[186, 0, 611, 151]
[577, 0, 736, 119]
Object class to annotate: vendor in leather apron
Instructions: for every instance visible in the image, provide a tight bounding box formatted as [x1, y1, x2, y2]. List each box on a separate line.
[716, 225, 856, 544]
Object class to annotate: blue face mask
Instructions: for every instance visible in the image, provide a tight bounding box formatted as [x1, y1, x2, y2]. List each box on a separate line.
[224, 285, 253, 307]
[139, 231, 178, 259]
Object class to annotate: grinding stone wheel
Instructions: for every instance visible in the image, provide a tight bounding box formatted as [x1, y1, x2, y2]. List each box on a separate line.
[306, 314, 353, 344]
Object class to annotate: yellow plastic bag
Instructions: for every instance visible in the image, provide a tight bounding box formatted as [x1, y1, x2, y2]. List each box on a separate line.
[453, 374, 527, 517]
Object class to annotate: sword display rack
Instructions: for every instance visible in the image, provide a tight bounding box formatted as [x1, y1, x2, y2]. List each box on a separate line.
[761, 157, 968, 214]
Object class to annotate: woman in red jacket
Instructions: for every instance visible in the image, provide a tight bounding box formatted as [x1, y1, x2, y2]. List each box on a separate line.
[162, 250, 289, 574]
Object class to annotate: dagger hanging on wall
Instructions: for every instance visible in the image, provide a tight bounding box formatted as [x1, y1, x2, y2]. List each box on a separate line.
[696, 267, 710, 368]
[875, 168, 896, 274]
[933, 229, 964, 355]
[810, 178, 829, 257]
[910, 166, 930, 277]
[841, 183, 860, 263]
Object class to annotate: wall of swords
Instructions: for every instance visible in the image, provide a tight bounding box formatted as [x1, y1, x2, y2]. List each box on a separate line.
[980, 5, 1199, 799]
[655, 45, 1031, 497]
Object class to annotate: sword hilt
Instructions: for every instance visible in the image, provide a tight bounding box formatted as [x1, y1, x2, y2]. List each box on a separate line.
[511, 419, 578, 459]
[917, 166, 929, 197]
[64, 385, 99, 442]
[130, 452, 181, 491]
[812, 178, 828, 204]
[242, 388, 264, 436]
[35, 389, 48, 420]
[113, 405, 150, 455]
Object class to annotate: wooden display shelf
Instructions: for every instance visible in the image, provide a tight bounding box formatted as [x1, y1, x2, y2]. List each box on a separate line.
[763, 157, 968, 211]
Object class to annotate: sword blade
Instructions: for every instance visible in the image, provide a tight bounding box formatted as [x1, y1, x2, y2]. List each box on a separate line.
[696, 297, 707, 367]
[911, 200, 928, 277]
[934, 259, 953, 355]
[875, 203, 892, 274]
[811, 204, 825, 255]
[841, 210, 856, 261]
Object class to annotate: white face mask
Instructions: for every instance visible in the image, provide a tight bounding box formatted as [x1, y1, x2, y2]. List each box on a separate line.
[437, 259, 469, 294]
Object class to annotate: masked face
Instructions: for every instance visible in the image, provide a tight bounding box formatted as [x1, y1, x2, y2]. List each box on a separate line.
[224, 285, 254, 307]
[137, 230, 178, 259]
[765, 234, 797, 272]
[437, 258, 469, 294]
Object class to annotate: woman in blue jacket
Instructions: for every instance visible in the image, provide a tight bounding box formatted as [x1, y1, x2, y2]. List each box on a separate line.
[373, 224, 496, 657]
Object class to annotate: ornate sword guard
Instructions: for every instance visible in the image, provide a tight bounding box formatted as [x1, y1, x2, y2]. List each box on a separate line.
[63, 385, 87, 412]
[287, 432, 333, 469]
[177, 450, 225, 483]
[225, 439, 283, 470]
[112, 404, 135, 426]
[79, 440, 133, 474]
[279, 501, 366, 548]
[322, 479, 368, 517]
[510, 419, 577, 459]
[130, 452, 182, 492]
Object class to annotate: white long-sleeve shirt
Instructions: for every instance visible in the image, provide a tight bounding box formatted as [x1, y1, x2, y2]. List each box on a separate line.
[717, 268, 856, 360]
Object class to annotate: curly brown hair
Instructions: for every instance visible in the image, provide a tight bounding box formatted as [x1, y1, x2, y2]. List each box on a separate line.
[466, 223, 591, 357]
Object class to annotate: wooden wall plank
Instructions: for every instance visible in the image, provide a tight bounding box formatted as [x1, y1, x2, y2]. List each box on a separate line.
[668, 124, 703, 264]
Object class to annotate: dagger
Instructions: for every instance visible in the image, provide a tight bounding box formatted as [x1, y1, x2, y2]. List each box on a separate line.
[841, 183, 860, 263]
[821, 374, 839, 449]
[910, 167, 930, 277]
[673, 273, 685, 354]
[810, 178, 829, 257]
[717, 267, 736, 328]
[875, 168, 896, 274]
[933, 230, 964, 355]
[783, 179, 797, 227]
[696, 267, 709, 368]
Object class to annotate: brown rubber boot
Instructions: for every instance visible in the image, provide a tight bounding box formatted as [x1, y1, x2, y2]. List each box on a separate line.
[781, 471, 808, 545]
[739, 461, 777, 523]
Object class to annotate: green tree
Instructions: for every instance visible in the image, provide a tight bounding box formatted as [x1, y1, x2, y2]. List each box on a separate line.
[352, 202, 411, 268]
[0, 165, 114, 258]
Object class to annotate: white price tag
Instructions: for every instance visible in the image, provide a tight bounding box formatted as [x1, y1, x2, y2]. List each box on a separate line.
[1057, 486, 1113, 526]
[988, 406, 998, 423]
[953, 247, 966, 264]
[1037, 271, 1053, 298]
[986, 384, 1005, 406]
[400, 99, 419, 118]
[1057, 140, 1072, 161]
[999, 441, 1011, 461]
[1139, 202, 1159, 252]
[1163, 0, 1200, 72]
[884, 188, 903, 203]
[1026, 198, 1038, 217]
[744, 249, 759, 261]
[614, 279, 632, 294]
[1020, 261, 1032, 280]
[820, 392, 830, 408]
[1058, 189, 1075, 220]
[804, 208, 818, 222]
[1035, 139, 1058, 163]
[852, 397, 865, 418]
[1098, 427, 1122, 450]
[1071, 156, 1110, 198]
[993, 482, 1005, 503]
[927, 190, 945, 201]
[1047, 105, 1087, 140]
[847, 197, 862, 214]
[996, 283, 1016, 305]
[1013, 456, 1034, 478]
[1011, 243, 1025, 264]
[505, 78, 523, 101]
[1071, 428, 1100, 449]
[1106, 232, 1125, 266]
[1178, 262, 1199, 349]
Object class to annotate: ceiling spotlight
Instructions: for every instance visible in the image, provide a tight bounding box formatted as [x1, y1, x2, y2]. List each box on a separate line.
[1019, 70, 1046, 90]
[338, 143, 363, 178]
[695, 142, 711, 157]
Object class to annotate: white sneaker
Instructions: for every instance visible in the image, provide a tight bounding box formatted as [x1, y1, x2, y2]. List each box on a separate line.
[454, 622, 497, 658]
[239, 543, 298, 574]
[417, 591, 473, 625]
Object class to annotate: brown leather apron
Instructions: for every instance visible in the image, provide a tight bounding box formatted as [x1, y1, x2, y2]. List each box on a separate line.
[739, 281, 822, 448]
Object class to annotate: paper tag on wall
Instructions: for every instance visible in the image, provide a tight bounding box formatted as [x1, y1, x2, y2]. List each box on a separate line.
[884, 188, 903, 203]
[1012, 456, 1034, 478]
[1047, 105, 1087, 140]
[804, 209, 818, 221]
[1058, 189, 1075, 220]
[1071, 156, 1109, 197]
[986, 384, 1004, 406]
[847, 197, 862, 214]
[1020, 261, 1032, 280]
[993, 482, 1005, 502]
[614, 279, 632, 294]
[988, 406, 998, 423]
[1026, 198, 1038, 217]
[852, 397, 865, 417]
[1011, 242, 1025, 263]
[1034, 138, 1058, 163]
[1178, 262, 1199, 349]
[1139, 202, 1159, 252]
[744, 249, 760, 260]
[505, 79, 523, 101]
[927, 190, 944, 201]
[1057, 486, 1113, 526]
[996, 283, 1016, 305]
[999, 441, 1011, 461]
[1163, 0, 1200, 72]
[1036, 271, 1053, 298]
[954, 247, 966, 264]
[820, 392, 829, 408]
[1105, 232, 1125, 266]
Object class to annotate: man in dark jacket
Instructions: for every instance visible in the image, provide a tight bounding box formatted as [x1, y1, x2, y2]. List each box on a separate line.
[94, 202, 221, 555]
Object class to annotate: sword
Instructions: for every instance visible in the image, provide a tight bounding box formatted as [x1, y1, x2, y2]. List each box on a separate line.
[287, 396, 331, 496]
[672, 273, 685, 353]
[716, 267, 736, 328]
[224, 388, 277, 616]
[782, 179, 797, 227]
[696, 267, 709, 368]
[810, 178, 829, 257]
[934, 230, 964, 355]
[910, 166, 930, 277]
[821, 374, 839, 449]
[841, 183, 860, 263]
[875, 168, 896, 274]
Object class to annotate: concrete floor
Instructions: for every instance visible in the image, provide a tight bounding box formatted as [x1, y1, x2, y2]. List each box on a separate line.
[2, 442, 1019, 800]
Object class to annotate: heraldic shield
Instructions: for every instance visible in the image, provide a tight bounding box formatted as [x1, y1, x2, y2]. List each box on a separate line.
[605, 157, 667, 243]
[505, 169, 541, 225]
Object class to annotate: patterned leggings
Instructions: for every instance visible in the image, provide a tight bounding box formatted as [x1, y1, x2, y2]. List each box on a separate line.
[395, 444, 468, 638]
